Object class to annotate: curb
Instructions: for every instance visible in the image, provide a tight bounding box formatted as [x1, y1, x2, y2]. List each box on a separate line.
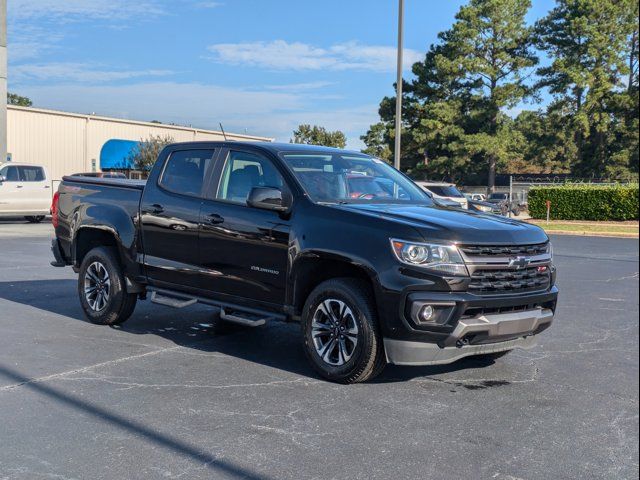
[543, 230, 639, 238]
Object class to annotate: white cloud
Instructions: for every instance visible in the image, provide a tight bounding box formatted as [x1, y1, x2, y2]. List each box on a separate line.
[16, 82, 304, 128]
[265, 81, 335, 91]
[207, 40, 422, 72]
[7, 0, 164, 20]
[7, 1, 165, 62]
[195, 1, 224, 8]
[7, 26, 65, 61]
[10, 63, 173, 83]
[15, 81, 377, 149]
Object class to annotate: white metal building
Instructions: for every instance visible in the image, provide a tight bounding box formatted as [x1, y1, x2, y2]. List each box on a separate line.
[6, 105, 272, 181]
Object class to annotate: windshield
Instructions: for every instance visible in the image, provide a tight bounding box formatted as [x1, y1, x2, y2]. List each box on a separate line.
[426, 185, 464, 198]
[280, 153, 432, 204]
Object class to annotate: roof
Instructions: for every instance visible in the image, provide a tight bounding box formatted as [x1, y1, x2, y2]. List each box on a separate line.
[166, 141, 367, 156]
[0, 162, 46, 168]
[7, 105, 274, 142]
[258, 142, 366, 155]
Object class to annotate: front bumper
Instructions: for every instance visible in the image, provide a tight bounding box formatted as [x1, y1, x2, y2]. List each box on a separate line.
[384, 307, 553, 366]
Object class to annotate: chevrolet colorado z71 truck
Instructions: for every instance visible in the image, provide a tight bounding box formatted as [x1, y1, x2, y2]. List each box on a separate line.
[51, 142, 558, 383]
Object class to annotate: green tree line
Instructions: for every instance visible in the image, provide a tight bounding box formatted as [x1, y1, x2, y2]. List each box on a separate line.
[361, 0, 639, 188]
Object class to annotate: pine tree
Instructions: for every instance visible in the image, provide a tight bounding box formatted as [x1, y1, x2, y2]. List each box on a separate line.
[536, 0, 637, 177]
[438, 0, 538, 190]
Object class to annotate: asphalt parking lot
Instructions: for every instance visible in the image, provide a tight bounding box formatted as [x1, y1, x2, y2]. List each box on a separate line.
[0, 220, 638, 480]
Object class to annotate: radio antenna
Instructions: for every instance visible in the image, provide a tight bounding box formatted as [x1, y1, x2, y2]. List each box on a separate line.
[219, 122, 228, 141]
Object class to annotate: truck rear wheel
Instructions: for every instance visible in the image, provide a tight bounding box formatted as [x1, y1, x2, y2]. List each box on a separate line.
[78, 247, 137, 325]
[301, 278, 386, 384]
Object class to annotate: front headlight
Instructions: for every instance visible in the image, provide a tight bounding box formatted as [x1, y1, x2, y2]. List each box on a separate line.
[390, 239, 468, 276]
[477, 205, 493, 212]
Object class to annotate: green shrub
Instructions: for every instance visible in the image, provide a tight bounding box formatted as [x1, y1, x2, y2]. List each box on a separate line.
[528, 184, 639, 221]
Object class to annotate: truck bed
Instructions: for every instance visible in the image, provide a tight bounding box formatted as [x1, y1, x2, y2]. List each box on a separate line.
[55, 176, 147, 272]
[62, 176, 147, 190]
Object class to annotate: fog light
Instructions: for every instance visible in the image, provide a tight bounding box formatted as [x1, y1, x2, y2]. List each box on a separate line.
[419, 305, 435, 322]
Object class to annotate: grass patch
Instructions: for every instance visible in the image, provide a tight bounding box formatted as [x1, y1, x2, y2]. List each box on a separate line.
[527, 220, 639, 236]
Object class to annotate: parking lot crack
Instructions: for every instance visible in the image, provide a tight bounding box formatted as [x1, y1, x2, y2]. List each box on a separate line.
[57, 375, 322, 391]
[0, 345, 185, 392]
[249, 423, 333, 446]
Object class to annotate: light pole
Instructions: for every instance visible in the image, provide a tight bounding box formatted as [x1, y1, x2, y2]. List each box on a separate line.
[393, 0, 404, 171]
[0, 0, 6, 164]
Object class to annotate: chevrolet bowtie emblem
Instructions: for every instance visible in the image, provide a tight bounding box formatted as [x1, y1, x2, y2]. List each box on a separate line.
[509, 256, 531, 269]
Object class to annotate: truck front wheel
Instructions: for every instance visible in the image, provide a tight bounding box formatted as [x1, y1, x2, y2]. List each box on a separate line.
[301, 278, 386, 384]
[78, 247, 137, 325]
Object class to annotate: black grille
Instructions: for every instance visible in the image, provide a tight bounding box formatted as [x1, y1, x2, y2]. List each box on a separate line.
[461, 299, 556, 319]
[469, 266, 551, 295]
[460, 243, 549, 257]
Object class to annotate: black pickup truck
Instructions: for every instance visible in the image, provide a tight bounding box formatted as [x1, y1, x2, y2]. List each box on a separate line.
[51, 142, 558, 383]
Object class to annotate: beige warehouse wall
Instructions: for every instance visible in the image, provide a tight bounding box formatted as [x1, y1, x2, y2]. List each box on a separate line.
[7, 106, 272, 181]
[7, 107, 85, 180]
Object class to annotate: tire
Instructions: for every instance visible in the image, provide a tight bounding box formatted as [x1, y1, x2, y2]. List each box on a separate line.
[301, 278, 386, 384]
[78, 247, 137, 325]
[25, 215, 45, 223]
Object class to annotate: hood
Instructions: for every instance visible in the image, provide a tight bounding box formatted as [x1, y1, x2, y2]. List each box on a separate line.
[333, 203, 547, 244]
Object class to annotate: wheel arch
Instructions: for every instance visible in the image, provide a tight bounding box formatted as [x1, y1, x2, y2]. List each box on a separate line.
[289, 253, 379, 317]
[73, 226, 121, 268]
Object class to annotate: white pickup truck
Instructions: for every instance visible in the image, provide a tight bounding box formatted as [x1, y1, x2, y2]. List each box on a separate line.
[0, 162, 52, 223]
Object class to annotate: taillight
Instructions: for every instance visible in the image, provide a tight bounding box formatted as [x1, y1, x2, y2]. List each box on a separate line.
[51, 191, 60, 228]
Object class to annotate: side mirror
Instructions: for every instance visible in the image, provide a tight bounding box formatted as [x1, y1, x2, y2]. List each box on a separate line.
[0, 175, 5, 184]
[247, 186, 291, 212]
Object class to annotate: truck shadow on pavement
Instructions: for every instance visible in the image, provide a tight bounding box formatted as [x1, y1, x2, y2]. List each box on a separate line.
[0, 278, 505, 479]
[0, 279, 500, 384]
[0, 363, 276, 480]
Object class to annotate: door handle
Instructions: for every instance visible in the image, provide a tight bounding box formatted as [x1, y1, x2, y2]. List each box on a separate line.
[16, 185, 23, 189]
[207, 213, 224, 224]
[151, 203, 164, 214]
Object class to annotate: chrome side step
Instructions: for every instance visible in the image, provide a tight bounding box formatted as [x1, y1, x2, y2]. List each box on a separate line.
[145, 287, 286, 322]
[150, 291, 197, 308]
[220, 308, 270, 327]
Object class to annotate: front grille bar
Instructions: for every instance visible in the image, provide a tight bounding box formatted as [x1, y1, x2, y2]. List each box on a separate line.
[458, 242, 553, 296]
[459, 242, 549, 257]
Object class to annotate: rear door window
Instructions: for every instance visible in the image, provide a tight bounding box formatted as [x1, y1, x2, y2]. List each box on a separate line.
[18, 166, 45, 182]
[159, 150, 216, 197]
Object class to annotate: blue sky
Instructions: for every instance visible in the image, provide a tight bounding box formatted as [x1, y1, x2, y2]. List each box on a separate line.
[7, 0, 555, 148]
